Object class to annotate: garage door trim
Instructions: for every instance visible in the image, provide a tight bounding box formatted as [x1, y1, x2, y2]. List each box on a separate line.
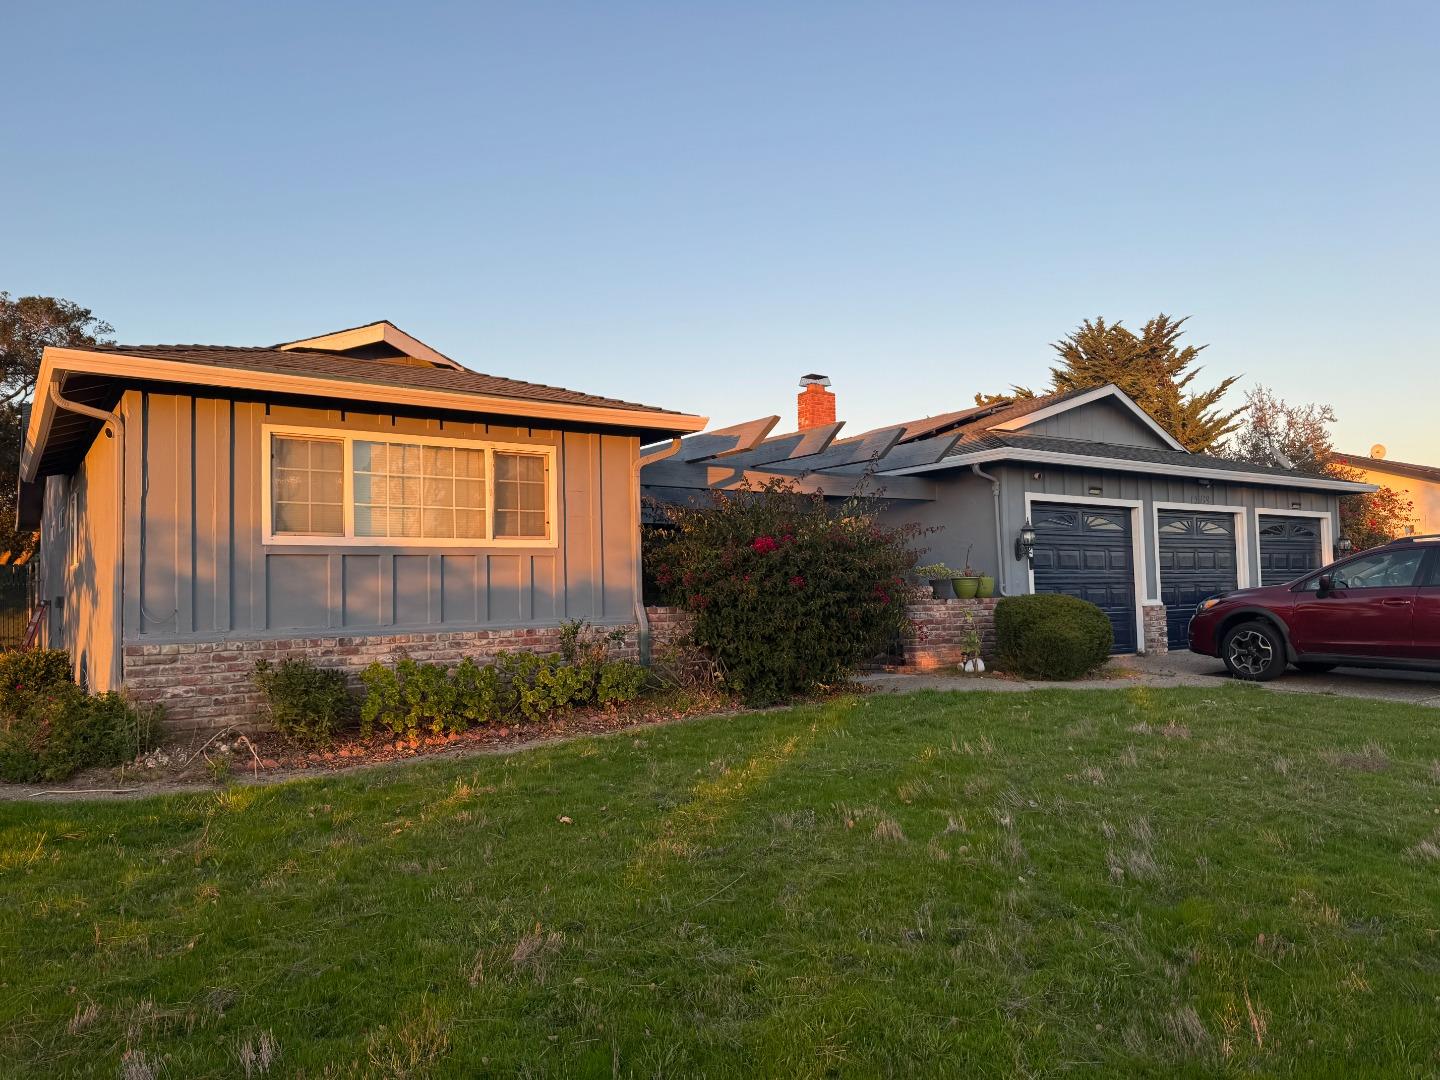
[1151, 501, 1250, 591]
[1152, 502, 1246, 649]
[1024, 492, 1147, 654]
[1254, 508, 1333, 587]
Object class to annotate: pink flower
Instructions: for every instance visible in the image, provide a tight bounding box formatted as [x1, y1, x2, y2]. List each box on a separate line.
[789, 575, 806, 588]
[751, 536, 779, 554]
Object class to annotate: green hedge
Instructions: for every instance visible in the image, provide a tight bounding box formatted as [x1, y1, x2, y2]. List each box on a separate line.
[0, 650, 160, 782]
[994, 595, 1113, 680]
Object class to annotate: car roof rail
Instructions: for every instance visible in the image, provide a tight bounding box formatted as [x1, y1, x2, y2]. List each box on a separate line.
[1389, 534, 1440, 544]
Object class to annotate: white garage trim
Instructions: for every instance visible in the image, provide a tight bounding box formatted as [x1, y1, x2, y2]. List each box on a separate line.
[1152, 501, 1250, 592]
[1024, 492, 1148, 655]
[1254, 508, 1334, 584]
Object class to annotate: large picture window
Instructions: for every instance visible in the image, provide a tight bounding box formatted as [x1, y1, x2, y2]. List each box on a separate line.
[264, 427, 555, 547]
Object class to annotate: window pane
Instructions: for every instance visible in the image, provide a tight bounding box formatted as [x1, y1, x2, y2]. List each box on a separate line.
[423, 478, 454, 506]
[455, 509, 485, 538]
[455, 479, 483, 509]
[272, 436, 343, 536]
[423, 508, 455, 538]
[456, 449, 485, 479]
[423, 446, 454, 476]
[1332, 549, 1426, 590]
[311, 503, 343, 534]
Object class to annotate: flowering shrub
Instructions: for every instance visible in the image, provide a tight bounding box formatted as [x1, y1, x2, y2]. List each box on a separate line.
[1338, 483, 1416, 552]
[645, 479, 923, 704]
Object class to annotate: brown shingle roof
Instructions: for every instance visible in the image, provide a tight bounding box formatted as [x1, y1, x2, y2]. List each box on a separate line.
[85, 343, 688, 417]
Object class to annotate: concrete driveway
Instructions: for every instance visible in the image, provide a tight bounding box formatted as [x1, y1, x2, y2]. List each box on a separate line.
[1121, 649, 1440, 708]
[860, 651, 1440, 708]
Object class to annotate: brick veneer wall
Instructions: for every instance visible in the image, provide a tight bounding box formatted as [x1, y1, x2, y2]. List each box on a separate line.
[1142, 603, 1170, 655]
[903, 595, 1001, 671]
[125, 607, 695, 733]
[901, 593, 1170, 671]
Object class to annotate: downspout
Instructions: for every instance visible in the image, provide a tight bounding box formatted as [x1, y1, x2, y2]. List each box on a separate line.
[48, 374, 126, 686]
[633, 437, 683, 667]
[971, 463, 1011, 596]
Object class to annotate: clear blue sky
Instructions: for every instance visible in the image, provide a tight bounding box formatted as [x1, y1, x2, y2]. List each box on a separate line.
[4, 2, 1436, 460]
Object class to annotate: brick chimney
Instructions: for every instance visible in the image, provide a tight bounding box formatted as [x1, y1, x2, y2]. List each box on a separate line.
[797, 374, 835, 431]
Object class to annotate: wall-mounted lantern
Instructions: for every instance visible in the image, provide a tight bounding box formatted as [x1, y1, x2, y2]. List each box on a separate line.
[1336, 536, 1354, 558]
[1015, 518, 1037, 562]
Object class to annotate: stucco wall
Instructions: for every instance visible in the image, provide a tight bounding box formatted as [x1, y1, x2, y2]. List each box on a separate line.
[1347, 464, 1440, 535]
[119, 390, 643, 644]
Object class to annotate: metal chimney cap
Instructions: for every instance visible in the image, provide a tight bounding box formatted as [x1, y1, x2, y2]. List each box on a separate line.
[799, 374, 831, 387]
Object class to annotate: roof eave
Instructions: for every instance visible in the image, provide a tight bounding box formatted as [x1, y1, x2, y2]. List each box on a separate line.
[23, 347, 706, 480]
[881, 446, 1378, 494]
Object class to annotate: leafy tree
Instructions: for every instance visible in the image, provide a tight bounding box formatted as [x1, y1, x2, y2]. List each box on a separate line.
[1223, 385, 1416, 552]
[0, 294, 114, 557]
[979, 315, 1244, 453]
[1223, 385, 1336, 474]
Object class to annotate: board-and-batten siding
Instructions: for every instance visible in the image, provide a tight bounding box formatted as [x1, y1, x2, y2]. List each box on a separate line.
[122, 390, 639, 642]
[993, 463, 1339, 598]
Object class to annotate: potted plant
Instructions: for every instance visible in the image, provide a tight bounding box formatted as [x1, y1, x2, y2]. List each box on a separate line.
[976, 572, 996, 598]
[954, 546, 981, 599]
[961, 610, 986, 673]
[916, 563, 956, 600]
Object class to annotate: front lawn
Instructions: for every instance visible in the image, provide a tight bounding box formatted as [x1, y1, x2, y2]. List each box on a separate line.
[4, 687, 1440, 1077]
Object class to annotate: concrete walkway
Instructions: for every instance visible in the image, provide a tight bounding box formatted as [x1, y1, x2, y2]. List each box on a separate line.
[860, 650, 1440, 708]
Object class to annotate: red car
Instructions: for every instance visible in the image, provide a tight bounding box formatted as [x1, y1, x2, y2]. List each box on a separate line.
[1189, 535, 1440, 681]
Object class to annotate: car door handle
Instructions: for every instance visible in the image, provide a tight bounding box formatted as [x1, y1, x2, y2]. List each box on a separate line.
[1381, 598, 1414, 607]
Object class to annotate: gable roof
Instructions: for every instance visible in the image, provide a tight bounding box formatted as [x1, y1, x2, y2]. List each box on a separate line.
[23, 327, 706, 481]
[980, 385, 1187, 450]
[276, 320, 464, 370]
[1334, 452, 1440, 485]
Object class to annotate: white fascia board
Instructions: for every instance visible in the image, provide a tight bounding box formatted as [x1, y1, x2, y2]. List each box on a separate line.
[22, 347, 708, 480]
[989, 385, 1187, 452]
[881, 446, 1378, 494]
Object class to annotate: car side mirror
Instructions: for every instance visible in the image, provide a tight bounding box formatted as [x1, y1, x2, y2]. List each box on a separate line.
[1317, 573, 1337, 597]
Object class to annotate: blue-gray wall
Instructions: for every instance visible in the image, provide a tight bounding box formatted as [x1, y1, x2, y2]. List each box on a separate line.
[119, 390, 641, 643]
[991, 463, 1340, 599]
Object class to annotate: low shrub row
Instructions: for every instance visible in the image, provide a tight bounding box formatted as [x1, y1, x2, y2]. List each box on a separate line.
[0, 650, 160, 783]
[252, 621, 652, 745]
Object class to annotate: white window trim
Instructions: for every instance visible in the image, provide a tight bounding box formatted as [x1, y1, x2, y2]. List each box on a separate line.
[1023, 492, 1148, 655]
[261, 423, 560, 549]
[1151, 501, 1251, 592]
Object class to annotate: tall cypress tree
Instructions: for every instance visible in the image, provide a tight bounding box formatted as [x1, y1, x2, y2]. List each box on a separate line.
[981, 315, 1244, 453]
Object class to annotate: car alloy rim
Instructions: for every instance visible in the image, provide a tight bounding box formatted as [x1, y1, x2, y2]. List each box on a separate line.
[1227, 629, 1273, 676]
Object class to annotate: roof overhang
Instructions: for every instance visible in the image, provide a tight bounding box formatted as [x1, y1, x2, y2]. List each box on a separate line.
[1334, 453, 1440, 486]
[882, 446, 1378, 494]
[22, 346, 707, 482]
[987, 384, 1189, 452]
[277, 321, 464, 369]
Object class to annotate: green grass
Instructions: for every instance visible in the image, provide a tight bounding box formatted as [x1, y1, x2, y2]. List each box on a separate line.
[5, 686, 1440, 1077]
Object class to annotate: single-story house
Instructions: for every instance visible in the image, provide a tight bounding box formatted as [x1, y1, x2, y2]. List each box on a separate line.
[1334, 448, 1439, 536]
[642, 377, 1375, 655]
[19, 321, 705, 726]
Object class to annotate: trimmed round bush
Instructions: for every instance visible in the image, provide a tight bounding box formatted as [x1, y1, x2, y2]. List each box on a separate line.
[994, 594, 1113, 680]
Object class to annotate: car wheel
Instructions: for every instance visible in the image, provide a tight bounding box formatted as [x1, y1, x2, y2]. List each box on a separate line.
[1221, 621, 1287, 682]
[1296, 661, 1337, 674]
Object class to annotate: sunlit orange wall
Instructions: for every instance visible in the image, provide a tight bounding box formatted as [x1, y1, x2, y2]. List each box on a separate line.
[1349, 465, 1440, 535]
